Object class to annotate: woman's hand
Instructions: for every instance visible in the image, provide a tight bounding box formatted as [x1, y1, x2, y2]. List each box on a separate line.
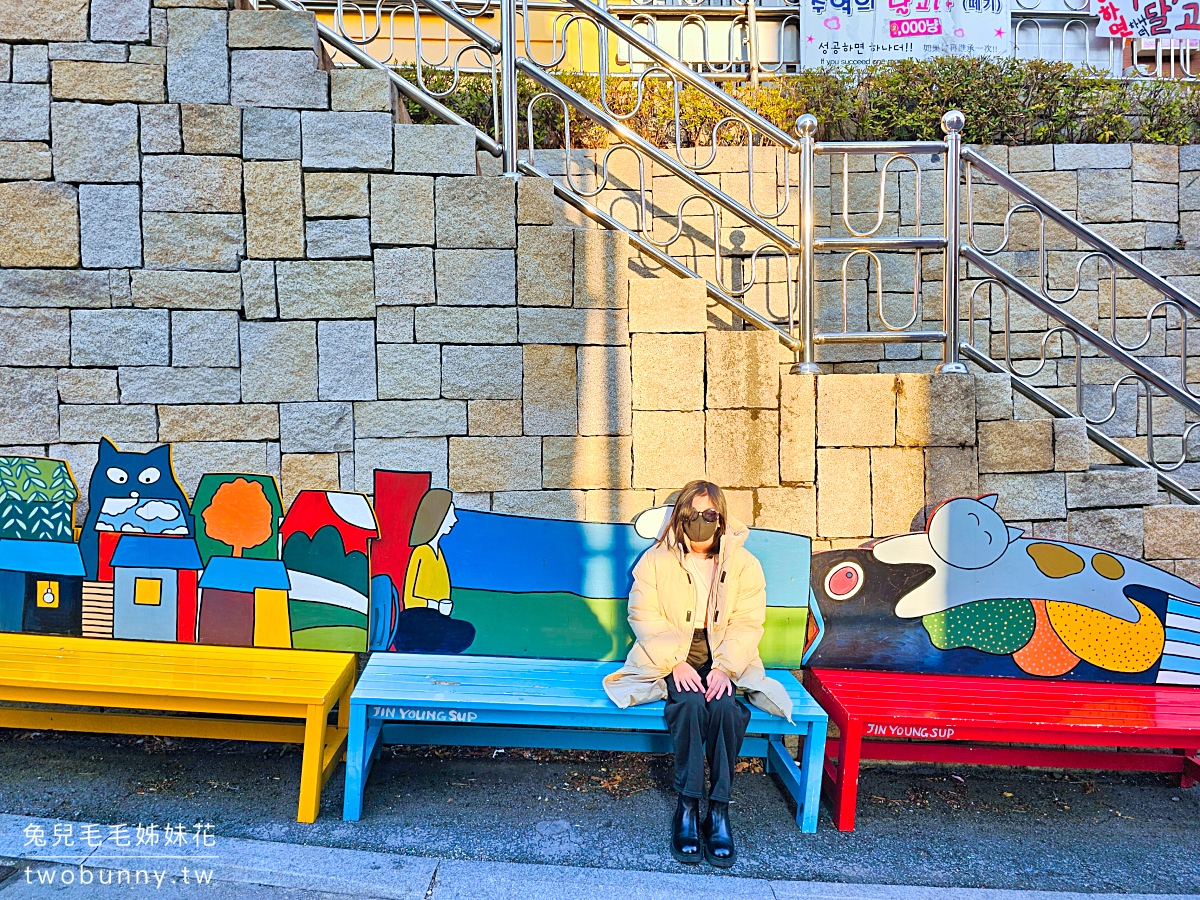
[671, 661, 704, 692]
[705, 668, 733, 701]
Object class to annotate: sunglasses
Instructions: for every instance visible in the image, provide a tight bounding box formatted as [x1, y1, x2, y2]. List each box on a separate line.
[683, 509, 720, 524]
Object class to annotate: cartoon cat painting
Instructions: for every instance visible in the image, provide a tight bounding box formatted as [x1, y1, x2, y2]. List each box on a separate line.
[806, 494, 1200, 685]
[79, 439, 194, 580]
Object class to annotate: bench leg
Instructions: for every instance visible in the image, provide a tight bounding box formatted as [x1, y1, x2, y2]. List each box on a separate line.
[798, 718, 827, 834]
[337, 680, 352, 734]
[1183, 751, 1199, 790]
[343, 703, 368, 822]
[297, 704, 325, 824]
[829, 723, 862, 833]
[765, 738, 809, 833]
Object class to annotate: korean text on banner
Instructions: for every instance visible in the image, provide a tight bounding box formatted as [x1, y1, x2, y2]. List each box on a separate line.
[800, 0, 1011, 65]
[1097, 0, 1200, 41]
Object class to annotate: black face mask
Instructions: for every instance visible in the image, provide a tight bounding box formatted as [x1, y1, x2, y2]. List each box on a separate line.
[683, 510, 720, 543]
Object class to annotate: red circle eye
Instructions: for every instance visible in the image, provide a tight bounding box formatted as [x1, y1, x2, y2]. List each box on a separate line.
[824, 562, 864, 599]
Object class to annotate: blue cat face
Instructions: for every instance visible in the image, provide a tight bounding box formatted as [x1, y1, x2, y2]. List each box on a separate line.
[79, 439, 195, 580]
[92, 440, 186, 506]
[93, 440, 180, 502]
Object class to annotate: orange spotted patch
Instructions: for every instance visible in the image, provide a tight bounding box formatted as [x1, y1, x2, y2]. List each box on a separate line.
[1012, 599, 1080, 677]
[1046, 598, 1165, 673]
[1026, 543, 1085, 578]
[1091, 553, 1125, 580]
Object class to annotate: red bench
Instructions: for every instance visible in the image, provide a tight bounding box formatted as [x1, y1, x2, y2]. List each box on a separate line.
[806, 667, 1200, 832]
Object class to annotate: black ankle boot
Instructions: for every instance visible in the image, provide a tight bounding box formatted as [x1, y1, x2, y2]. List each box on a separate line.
[670, 794, 702, 864]
[702, 800, 736, 868]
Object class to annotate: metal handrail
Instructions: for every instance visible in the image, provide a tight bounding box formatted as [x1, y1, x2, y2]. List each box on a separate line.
[962, 147, 1200, 320]
[552, 0, 799, 151]
[516, 158, 802, 350]
[961, 343, 1200, 504]
[516, 60, 799, 252]
[962, 245, 1200, 418]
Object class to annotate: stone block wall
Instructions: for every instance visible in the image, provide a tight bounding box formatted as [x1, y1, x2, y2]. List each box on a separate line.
[564, 140, 1200, 488]
[5, 0, 1200, 576]
[0, 0, 636, 517]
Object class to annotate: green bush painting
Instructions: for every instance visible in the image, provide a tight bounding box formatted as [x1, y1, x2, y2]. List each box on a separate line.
[0, 458, 79, 543]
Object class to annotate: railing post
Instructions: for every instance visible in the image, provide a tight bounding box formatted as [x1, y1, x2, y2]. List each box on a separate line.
[938, 109, 967, 374]
[500, 0, 520, 175]
[746, 0, 760, 89]
[791, 113, 820, 375]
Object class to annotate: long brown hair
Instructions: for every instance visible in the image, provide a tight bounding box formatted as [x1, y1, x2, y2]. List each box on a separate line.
[657, 480, 727, 558]
[410, 488, 453, 546]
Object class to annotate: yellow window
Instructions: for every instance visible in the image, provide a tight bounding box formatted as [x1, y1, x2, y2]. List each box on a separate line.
[36, 580, 60, 608]
[134, 577, 162, 606]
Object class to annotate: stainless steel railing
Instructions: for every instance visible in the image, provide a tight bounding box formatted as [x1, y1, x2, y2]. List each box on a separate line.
[794, 113, 965, 374]
[958, 147, 1200, 500]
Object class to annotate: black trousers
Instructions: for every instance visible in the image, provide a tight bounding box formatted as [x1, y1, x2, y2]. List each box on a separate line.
[663, 663, 751, 803]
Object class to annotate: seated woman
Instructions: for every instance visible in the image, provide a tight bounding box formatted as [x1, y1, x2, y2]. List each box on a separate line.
[603, 480, 792, 869]
[403, 488, 457, 616]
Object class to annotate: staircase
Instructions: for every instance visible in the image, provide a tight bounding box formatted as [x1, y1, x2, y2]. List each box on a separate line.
[253, 0, 1200, 503]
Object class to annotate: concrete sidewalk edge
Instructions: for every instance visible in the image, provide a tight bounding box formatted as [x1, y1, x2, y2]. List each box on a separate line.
[0, 814, 1194, 900]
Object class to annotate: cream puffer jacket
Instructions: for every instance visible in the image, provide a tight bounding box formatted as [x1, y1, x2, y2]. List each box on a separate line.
[602, 517, 793, 721]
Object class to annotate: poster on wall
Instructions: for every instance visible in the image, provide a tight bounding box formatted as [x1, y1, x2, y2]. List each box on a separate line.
[800, 0, 1011, 65]
[1096, 0, 1200, 41]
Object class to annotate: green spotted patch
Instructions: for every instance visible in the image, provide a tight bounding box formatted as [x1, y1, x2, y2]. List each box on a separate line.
[922, 598, 1036, 655]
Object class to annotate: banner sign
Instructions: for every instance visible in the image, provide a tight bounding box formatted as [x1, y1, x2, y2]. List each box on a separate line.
[800, 0, 1011, 65]
[1097, 0, 1200, 40]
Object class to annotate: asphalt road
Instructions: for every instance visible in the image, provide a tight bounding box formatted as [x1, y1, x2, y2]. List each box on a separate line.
[0, 729, 1196, 894]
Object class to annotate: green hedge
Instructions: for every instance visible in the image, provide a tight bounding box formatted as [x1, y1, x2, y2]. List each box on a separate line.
[401, 57, 1200, 147]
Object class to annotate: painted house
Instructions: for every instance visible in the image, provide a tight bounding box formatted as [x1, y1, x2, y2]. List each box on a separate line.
[95, 497, 190, 582]
[197, 557, 291, 648]
[0, 539, 86, 636]
[110, 536, 204, 644]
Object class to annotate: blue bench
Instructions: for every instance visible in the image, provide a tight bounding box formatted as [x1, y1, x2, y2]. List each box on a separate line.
[341, 652, 829, 831]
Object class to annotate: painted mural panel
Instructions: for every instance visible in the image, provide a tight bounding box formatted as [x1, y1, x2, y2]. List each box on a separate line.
[110, 536, 203, 642]
[7, 443, 1197, 680]
[0, 454, 87, 638]
[0, 457, 78, 542]
[370, 473, 475, 655]
[281, 490, 378, 652]
[803, 495, 1200, 685]
[81, 440, 194, 582]
[192, 474, 284, 565]
[370, 471, 813, 667]
[0, 444, 365, 653]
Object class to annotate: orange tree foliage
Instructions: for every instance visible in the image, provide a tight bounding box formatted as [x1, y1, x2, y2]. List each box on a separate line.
[202, 478, 274, 558]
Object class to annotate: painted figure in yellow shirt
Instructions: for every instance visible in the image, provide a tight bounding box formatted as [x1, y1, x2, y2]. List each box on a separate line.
[403, 488, 457, 616]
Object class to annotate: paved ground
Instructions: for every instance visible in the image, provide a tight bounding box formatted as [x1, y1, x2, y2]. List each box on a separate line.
[0, 730, 1196, 895]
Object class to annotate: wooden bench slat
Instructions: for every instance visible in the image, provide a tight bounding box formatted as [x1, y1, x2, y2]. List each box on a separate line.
[1, 668, 349, 703]
[0, 636, 350, 674]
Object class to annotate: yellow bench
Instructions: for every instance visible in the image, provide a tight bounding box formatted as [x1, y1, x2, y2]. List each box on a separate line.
[0, 633, 355, 823]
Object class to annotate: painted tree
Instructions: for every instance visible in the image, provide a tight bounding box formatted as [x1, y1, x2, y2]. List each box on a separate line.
[202, 477, 274, 558]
